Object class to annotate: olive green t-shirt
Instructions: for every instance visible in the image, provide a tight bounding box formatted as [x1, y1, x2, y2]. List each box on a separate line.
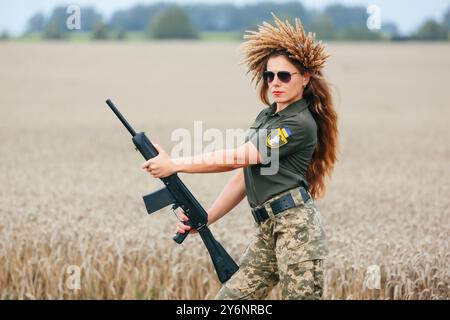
[243, 98, 317, 207]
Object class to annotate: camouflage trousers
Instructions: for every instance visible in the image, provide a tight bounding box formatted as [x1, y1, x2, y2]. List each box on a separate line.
[215, 187, 329, 300]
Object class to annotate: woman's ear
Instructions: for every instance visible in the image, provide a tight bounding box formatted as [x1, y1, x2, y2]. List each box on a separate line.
[303, 72, 311, 87]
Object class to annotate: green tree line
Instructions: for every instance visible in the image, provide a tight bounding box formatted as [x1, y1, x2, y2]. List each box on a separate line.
[7, 2, 450, 41]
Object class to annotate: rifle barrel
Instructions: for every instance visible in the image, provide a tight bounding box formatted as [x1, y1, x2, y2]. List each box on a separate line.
[106, 99, 137, 137]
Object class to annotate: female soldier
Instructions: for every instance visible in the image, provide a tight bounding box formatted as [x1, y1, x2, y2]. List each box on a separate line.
[141, 14, 338, 300]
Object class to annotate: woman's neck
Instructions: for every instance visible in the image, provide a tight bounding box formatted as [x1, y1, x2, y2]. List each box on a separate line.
[275, 95, 303, 113]
[275, 103, 288, 113]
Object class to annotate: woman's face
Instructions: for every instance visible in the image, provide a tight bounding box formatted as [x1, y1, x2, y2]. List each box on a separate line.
[266, 55, 310, 107]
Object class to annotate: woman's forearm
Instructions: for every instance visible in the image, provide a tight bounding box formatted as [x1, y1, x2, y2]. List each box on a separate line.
[142, 142, 260, 178]
[173, 149, 244, 174]
[207, 169, 247, 225]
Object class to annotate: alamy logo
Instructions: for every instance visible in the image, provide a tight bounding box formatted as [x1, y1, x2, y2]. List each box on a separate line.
[66, 5, 81, 30]
[364, 264, 381, 290]
[367, 5, 381, 31]
[65, 265, 81, 291]
[170, 122, 281, 175]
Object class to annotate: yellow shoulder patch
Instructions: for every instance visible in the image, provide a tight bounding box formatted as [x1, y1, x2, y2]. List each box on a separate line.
[266, 127, 292, 148]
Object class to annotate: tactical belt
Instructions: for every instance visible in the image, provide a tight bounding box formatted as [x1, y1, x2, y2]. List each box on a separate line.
[251, 187, 311, 224]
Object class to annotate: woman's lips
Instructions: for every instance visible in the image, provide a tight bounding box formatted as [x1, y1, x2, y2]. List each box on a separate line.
[273, 91, 284, 96]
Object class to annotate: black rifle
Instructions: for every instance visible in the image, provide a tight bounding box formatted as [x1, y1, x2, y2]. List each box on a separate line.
[105, 99, 239, 283]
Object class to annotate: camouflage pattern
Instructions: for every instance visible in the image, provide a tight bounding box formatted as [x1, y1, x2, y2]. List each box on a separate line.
[215, 187, 328, 300]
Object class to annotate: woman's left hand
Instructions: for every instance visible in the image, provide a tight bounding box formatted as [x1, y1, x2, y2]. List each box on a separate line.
[141, 144, 177, 178]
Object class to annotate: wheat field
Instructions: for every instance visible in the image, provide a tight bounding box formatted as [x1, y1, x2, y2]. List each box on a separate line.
[0, 42, 449, 299]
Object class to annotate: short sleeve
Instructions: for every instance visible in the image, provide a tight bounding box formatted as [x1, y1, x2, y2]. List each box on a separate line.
[245, 107, 270, 147]
[246, 124, 270, 161]
[256, 116, 317, 163]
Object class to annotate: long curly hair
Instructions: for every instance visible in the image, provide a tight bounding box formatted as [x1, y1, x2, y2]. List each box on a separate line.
[259, 51, 339, 199]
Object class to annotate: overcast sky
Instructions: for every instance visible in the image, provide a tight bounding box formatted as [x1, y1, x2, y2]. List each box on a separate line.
[1, 0, 450, 35]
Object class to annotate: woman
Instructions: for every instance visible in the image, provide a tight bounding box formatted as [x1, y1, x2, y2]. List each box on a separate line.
[141, 14, 338, 300]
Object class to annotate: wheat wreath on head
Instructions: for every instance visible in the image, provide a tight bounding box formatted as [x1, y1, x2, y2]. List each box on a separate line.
[240, 12, 330, 86]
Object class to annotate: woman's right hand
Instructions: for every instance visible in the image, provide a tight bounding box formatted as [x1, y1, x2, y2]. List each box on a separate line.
[176, 211, 198, 235]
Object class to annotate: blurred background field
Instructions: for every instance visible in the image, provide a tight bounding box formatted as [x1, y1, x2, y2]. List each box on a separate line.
[0, 0, 449, 300]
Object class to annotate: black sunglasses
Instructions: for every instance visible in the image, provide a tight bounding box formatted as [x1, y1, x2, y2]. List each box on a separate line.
[263, 71, 300, 83]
